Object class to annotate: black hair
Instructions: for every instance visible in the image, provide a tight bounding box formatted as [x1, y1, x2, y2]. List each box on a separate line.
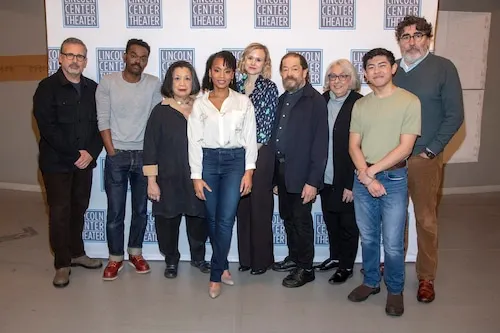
[125, 38, 151, 55]
[279, 52, 310, 83]
[201, 51, 237, 91]
[161, 61, 200, 98]
[395, 15, 433, 41]
[362, 48, 396, 69]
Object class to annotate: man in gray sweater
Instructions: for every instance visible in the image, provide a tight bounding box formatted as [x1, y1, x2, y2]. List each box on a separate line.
[96, 38, 162, 281]
[393, 16, 464, 303]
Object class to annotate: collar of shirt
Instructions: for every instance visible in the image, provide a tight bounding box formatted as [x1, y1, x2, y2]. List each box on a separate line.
[237, 73, 264, 94]
[400, 50, 430, 73]
[329, 90, 350, 103]
[56, 67, 88, 87]
[200, 88, 240, 115]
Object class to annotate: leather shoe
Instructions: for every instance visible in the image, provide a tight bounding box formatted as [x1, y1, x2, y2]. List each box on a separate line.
[164, 264, 178, 279]
[386, 293, 404, 316]
[238, 265, 251, 272]
[417, 280, 435, 303]
[71, 255, 103, 269]
[272, 257, 297, 272]
[313, 258, 339, 271]
[348, 284, 381, 302]
[191, 260, 211, 274]
[250, 268, 267, 275]
[328, 268, 353, 284]
[53, 267, 71, 288]
[282, 268, 315, 288]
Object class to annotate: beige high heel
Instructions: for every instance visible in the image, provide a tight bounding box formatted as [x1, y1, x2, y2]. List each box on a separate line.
[209, 282, 221, 299]
[221, 270, 234, 286]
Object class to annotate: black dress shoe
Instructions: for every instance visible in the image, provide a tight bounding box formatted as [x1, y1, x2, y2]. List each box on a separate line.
[250, 268, 267, 275]
[282, 268, 315, 288]
[164, 264, 178, 279]
[313, 258, 339, 271]
[272, 257, 297, 272]
[191, 260, 211, 274]
[328, 268, 353, 284]
[238, 265, 251, 272]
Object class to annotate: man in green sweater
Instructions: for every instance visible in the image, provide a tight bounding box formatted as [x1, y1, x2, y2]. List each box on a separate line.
[393, 15, 464, 303]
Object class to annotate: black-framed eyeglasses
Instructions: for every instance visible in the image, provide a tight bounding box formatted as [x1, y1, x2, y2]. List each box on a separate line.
[399, 32, 426, 43]
[61, 52, 86, 61]
[328, 73, 350, 82]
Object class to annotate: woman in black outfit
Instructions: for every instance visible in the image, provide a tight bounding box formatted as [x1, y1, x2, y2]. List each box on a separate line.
[143, 61, 210, 279]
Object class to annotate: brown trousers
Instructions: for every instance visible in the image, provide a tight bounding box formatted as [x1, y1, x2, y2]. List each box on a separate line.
[407, 154, 443, 281]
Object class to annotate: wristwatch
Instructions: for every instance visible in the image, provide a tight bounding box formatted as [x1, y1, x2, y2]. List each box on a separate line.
[425, 148, 436, 159]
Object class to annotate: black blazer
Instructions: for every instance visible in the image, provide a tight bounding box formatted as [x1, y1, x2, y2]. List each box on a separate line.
[321, 90, 363, 212]
[271, 83, 328, 193]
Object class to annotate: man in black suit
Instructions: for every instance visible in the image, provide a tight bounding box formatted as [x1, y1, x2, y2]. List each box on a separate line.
[271, 52, 329, 288]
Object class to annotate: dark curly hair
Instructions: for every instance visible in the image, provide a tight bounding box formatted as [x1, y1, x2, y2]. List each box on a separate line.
[395, 15, 433, 41]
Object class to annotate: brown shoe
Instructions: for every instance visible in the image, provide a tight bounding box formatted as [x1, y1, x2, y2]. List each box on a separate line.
[71, 255, 103, 269]
[348, 284, 381, 302]
[53, 267, 71, 288]
[386, 293, 404, 316]
[417, 280, 435, 303]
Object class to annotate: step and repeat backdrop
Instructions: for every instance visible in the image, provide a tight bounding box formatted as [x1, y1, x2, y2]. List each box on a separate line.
[45, 0, 438, 262]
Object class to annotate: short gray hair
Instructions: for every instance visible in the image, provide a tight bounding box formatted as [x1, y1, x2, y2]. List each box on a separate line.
[323, 59, 360, 92]
[60, 37, 87, 55]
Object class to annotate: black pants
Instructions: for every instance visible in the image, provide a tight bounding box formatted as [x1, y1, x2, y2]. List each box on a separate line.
[236, 144, 275, 270]
[43, 169, 93, 269]
[276, 161, 314, 269]
[154, 215, 207, 265]
[320, 185, 359, 269]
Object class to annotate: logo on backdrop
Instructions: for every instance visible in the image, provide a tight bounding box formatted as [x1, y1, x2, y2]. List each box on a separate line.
[255, 0, 290, 29]
[83, 209, 106, 242]
[272, 213, 287, 245]
[314, 213, 329, 245]
[319, 0, 355, 29]
[126, 0, 162, 28]
[286, 49, 323, 86]
[96, 48, 125, 82]
[384, 0, 421, 29]
[48, 48, 60, 76]
[159, 49, 195, 80]
[62, 0, 98, 27]
[191, 0, 226, 28]
[144, 212, 157, 243]
[350, 49, 368, 85]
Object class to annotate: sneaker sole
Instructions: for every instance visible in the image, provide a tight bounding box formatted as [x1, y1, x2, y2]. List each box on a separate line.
[128, 261, 151, 274]
[70, 262, 103, 269]
[102, 265, 123, 281]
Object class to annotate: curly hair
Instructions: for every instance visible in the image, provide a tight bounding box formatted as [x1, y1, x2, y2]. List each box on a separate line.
[395, 15, 433, 41]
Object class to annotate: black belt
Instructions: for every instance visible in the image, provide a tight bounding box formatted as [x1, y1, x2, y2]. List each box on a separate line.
[366, 160, 407, 171]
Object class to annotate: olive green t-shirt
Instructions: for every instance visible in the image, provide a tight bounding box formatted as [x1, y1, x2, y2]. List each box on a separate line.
[350, 87, 421, 164]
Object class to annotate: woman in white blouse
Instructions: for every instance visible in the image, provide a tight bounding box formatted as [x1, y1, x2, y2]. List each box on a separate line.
[188, 51, 257, 299]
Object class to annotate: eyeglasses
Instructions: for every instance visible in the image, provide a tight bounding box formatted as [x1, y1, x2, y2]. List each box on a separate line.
[328, 74, 350, 82]
[399, 32, 426, 43]
[61, 52, 86, 61]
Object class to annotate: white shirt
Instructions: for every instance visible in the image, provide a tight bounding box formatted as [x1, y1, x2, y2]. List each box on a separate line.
[188, 89, 258, 179]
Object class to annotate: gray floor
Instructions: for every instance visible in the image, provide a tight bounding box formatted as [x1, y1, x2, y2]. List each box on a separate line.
[0, 189, 499, 333]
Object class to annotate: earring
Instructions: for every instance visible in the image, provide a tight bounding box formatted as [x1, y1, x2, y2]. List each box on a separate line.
[209, 77, 212, 83]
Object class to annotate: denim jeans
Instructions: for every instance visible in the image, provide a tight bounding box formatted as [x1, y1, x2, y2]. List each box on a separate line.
[104, 150, 148, 261]
[202, 148, 245, 282]
[353, 167, 408, 294]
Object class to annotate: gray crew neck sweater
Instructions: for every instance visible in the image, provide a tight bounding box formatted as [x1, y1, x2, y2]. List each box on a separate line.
[96, 72, 162, 150]
[393, 53, 464, 155]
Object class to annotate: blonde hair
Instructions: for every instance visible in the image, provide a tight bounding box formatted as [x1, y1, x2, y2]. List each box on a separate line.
[237, 43, 272, 79]
[323, 59, 361, 92]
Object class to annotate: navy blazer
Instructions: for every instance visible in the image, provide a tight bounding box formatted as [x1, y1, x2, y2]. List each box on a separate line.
[321, 90, 363, 212]
[271, 83, 328, 193]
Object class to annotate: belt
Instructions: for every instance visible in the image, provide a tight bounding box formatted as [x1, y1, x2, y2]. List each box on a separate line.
[366, 160, 407, 171]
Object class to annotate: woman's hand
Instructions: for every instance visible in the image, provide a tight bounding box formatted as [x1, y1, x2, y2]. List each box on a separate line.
[240, 170, 254, 196]
[193, 179, 212, 201]
[147, 181, 161, 202]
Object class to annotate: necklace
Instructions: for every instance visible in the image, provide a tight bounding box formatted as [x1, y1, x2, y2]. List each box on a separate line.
[173, 97, 191, 105]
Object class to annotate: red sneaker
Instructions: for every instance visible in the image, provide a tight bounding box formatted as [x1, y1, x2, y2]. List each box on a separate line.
[102, 261, 123, 281]
[129, 255, 151, 274]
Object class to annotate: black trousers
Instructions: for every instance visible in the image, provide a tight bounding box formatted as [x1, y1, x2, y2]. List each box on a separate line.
[320, 184, 359, 269]
[276, 161, 314, 269]
[154, 215, 208, 265]
[43, 169, 93, 269]
[236, 144, 275, 269]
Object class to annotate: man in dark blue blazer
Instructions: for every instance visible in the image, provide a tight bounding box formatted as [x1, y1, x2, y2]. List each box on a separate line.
[271, 52, 328, 288]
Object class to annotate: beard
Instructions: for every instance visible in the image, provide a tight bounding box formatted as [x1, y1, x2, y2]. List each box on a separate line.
[282, 77, 301, 91]
[402, 46, 428, 64]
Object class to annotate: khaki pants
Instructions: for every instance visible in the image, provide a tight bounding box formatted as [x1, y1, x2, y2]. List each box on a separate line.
[407, 154, 443, 281]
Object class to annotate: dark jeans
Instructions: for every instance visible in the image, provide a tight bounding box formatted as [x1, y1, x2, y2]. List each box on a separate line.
[155, 215, 208, 265]
[320, 184, 359, 269]
[202, 148, 245, 282]
[104, 150, 147, 260]
[276, 160, 314, 269]
[43, 169, 93, 269]
[236, 144, 275, 270]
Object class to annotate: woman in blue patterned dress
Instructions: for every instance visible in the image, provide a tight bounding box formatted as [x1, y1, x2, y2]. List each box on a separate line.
[236, 43, 279, 275]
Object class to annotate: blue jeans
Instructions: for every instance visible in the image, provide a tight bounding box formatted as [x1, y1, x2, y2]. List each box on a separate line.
[353, 167, 408, 294]
[202, 148, 245, 282]
[104, 150, 148, 261]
